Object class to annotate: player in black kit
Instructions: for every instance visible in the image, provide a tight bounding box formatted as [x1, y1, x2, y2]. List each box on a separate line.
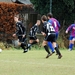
[41, 15, 62, 59]
[13, 14, 27, 53]
[25, 20, 41, 51]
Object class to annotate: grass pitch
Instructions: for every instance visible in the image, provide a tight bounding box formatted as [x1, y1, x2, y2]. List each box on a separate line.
[0, 48, 75, 75]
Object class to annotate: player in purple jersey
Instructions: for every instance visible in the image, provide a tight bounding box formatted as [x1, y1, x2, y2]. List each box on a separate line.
[47, 13, 60, 54]
[66, 24, 75, 51]
[41, 15, 62, 59]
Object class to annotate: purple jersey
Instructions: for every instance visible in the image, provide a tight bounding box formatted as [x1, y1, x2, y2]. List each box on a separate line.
[48, 18, 60, 33]
[66, 24, 75, 37]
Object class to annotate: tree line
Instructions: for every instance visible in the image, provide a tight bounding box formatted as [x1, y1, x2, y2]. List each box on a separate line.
[31, 0, 75, 28]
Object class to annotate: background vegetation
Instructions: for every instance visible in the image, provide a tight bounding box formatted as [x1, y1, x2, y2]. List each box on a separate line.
[31, 0, 75, 26]
[30, 0, 75, 48]
[0, 1, 75, 49]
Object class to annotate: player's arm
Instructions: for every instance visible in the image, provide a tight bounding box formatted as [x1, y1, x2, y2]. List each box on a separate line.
[41, 32, 46, 36]
[13, 24, 19, 37]
[65, 25, 72, 34]
[41, 25, 46, 36]
[22, 25, 26, 38]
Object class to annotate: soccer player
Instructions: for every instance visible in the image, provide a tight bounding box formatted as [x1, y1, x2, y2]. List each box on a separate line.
[25, 20, 41, 51]
[65, 24, 75, 51]
[13, 14, 27, 53]
[47, 13, 60, 54]
[41, 15, 62, 59]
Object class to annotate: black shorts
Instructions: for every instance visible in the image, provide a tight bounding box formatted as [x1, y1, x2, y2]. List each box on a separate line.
[44, 34, 56, 42]
[18, 36, 26, 43]
[29, 36, 37, 40]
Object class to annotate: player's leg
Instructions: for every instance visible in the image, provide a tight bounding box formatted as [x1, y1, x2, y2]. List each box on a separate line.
[68, 36, 74, 51]
[51, 34, 62, 59]
[55, 32, 59, 47]
[55, 32, 59, 54]
[31, 37, 39, 45]
[52, 42, 62, 59]
[26, 37, 38, 50]
[31, 39, 38, 45]
[48, 42, 55, 53]
[42, 40, 52, 58]
[19, 36, 28, 53]
[21, 37, 28, 53]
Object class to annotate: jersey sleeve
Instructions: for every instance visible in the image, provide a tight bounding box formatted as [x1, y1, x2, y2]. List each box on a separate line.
[22, 24, 26, 35]
[66, 25, 72, 32]
[57, 21, 60, 28]
[15, 23, 20, 36]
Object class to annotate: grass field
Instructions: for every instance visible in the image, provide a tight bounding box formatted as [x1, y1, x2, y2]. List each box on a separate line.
[0, 48, 75, 75]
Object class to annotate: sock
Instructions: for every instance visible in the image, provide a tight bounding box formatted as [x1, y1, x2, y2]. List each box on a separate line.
[44, 45, 50, 54]
[21, 44, 25, 50]
[69, 43, 74, 50]
[55, 47, 61, 56]
[27, 43, 31, 49]
[48, 42, 55, 52]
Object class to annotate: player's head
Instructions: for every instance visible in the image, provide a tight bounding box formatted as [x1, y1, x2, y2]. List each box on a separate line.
[41, 15, 47, 23]
[47, 13, 53, 19]
[36, 20, 41, 26]
[14, 14, 19, 22]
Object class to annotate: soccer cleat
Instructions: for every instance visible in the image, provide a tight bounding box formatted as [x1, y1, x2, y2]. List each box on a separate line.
[68, 48, 72, 51]
[46, 53, 52, 58]
[23, 49, 28, 53]
[58, 55, 62, 59]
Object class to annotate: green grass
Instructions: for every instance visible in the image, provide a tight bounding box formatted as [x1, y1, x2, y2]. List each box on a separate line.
[0, 48, 75, 75]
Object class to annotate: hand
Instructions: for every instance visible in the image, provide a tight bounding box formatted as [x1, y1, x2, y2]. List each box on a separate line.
[13, 34, 16, 37]
[41, 32, 46, 36]
[65, 31, 68, 34]
[22, 35, 25, 38]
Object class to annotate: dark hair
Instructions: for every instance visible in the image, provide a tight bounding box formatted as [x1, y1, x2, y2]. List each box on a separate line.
[14, 14, 19, 18]
[41, 15, 47, 21]
[47, 13, 53, 18]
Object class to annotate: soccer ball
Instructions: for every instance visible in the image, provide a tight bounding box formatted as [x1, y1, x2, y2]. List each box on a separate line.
[0, 48, 2, 53]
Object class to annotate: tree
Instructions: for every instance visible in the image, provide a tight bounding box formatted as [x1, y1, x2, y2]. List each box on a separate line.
[31, 0, 75, 27]
[31, 0, 50, 15]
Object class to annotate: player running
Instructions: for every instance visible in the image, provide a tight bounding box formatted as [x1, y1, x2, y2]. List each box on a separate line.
[24, 20, 41, 52]
[66, 24, 75, 51]
[47, 13, 60, 54]
[41, 15, 62, 59]
[13, 14, 27, 53]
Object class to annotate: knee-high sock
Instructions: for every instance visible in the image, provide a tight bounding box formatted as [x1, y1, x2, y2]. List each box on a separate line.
[21, 43, 25, 50]
[44, 45, 50, 54]
[48, 42, 55, 52]
[55, 47, 61, 56]
[69, 43, 74, 50]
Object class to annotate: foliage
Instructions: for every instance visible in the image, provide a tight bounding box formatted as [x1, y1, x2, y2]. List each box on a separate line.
[30, 0, 75, 49]
[31, 0, 75, 27]
[31, 0, 50, 15]
[0, 2, 33, 41]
